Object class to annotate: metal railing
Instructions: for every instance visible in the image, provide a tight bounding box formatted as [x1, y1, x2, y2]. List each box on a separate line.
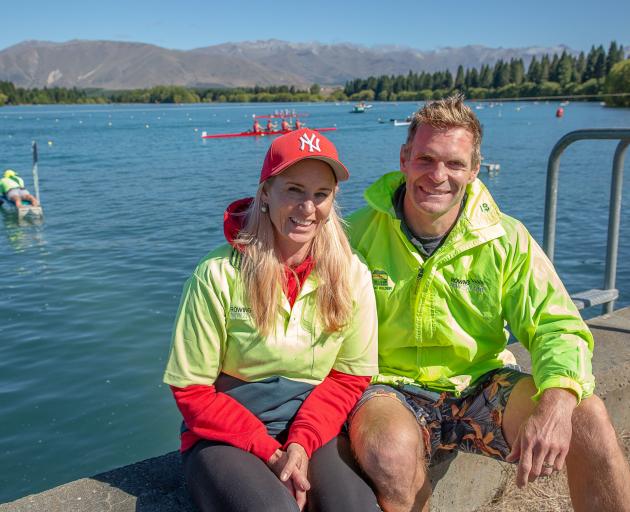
[543, 129, 630, 314]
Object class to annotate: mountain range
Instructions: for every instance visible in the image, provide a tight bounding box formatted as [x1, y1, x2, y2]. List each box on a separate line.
[0, 39, 577, 90]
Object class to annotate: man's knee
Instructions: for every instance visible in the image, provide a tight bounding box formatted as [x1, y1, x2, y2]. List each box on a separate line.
[350, 397, 425, 479]
[571, 395, 618, 454]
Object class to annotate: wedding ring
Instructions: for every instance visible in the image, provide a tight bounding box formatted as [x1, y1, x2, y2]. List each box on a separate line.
[542, 462, 554, 469]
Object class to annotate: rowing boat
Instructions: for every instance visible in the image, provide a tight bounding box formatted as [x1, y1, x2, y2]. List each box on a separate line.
[201, 127, 337, 139]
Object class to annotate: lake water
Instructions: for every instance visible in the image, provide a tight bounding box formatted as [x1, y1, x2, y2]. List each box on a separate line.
[1, 101, 629, 502]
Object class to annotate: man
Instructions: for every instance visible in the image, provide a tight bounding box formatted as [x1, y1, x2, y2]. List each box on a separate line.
[0, 169, 39, 208]
[347, 94, 630, 512]
[252, 119, 263, 134]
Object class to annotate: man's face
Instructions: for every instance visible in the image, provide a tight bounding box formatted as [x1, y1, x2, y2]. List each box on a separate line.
[400, 124, 479, 228]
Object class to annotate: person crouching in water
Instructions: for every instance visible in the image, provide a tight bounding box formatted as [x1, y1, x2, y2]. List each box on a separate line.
[164, 128, 380, 511]
[0, 169, 39, 208]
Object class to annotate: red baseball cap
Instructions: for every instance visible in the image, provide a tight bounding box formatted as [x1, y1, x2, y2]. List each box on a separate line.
[259, 128, 349, 183]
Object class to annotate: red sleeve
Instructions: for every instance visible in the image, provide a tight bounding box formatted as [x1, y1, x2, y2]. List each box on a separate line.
[284, 370, 371, 458]
[171, 384, 281, 462]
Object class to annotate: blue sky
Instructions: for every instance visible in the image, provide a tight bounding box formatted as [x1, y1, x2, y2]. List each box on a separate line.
[2, 0, 627, 52]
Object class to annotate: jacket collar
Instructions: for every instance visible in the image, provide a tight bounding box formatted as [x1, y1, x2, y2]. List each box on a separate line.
[364, 171, 502, 233]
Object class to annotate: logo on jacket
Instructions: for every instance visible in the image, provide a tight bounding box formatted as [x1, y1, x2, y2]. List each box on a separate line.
[299, 133, 321, 152]
[229, 305, 252, 320]
[449, 277, 486, 294]
[372, 269, 393, 291]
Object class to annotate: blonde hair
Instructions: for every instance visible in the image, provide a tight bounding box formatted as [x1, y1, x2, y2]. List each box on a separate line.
[234, 181, 354, 336]
[405, 93, 483, 168]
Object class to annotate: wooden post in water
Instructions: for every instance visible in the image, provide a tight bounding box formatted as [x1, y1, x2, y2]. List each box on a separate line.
[32, 141, 40, 202]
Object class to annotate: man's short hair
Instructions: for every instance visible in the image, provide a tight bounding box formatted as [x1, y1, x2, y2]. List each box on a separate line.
[405, 93, 483, 169]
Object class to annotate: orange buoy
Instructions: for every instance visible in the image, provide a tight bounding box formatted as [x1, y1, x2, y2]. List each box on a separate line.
[556, 107, 564, 118]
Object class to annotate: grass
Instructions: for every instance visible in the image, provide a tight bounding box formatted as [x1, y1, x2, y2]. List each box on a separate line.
[476, 430, 630, 511]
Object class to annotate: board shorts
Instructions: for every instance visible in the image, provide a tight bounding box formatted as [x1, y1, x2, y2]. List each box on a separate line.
[350, 368, 530, 463]
[6, 188, 29, 200]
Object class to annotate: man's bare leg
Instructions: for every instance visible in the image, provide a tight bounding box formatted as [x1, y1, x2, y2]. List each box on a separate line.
[503, 377, 630, 512]
[349, 396, 431, 512]
[24, 193, 39, 207]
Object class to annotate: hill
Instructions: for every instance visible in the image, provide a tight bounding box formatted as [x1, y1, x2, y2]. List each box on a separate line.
[0, 39, 576, 90]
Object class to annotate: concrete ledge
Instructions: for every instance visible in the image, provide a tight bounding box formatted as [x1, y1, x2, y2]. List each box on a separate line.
[0, 452, 193, 512]
[3, 308, 629, 512]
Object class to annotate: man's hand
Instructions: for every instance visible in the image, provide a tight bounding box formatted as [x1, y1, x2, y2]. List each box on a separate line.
[266, 444, 311, 510]
[506, 388, 577, 487]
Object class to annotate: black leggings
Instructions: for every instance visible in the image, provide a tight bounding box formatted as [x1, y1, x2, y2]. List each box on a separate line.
[182, 434, 379, 512]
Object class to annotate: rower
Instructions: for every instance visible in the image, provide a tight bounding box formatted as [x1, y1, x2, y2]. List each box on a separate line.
[0, 169, 40, 208]
[281, 119, 291, 132]
[266, 119, 277, 132]
[295, 119, 303, 130]
[252, 119, 263, 134]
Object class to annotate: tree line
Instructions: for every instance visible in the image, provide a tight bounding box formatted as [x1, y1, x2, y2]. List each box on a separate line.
[1, 42, 628, 107]
[0, 82, 325, 106]
[344, 42, 629, 106]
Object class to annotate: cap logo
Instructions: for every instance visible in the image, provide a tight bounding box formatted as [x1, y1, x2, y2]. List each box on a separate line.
[299, 132, 321, 153]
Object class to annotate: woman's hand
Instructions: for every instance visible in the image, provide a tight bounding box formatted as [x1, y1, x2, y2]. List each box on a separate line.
[267, 444, 311, 510]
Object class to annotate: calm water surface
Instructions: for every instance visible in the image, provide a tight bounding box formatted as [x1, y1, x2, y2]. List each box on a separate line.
[1, 101, 629, 502]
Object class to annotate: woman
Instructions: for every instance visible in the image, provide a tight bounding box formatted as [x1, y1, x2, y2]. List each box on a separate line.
[164, 128, 380, 512]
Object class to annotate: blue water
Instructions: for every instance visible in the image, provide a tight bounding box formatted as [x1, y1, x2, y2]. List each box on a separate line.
[1, 101, 629, 502]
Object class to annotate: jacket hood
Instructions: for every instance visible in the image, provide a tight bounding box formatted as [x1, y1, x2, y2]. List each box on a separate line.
[224, 197, 253, 247]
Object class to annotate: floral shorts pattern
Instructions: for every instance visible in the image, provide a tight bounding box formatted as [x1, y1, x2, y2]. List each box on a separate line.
[350, 368, 530, 462]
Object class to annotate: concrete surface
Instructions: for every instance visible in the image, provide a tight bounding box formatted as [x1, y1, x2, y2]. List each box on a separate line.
[2, 307, 629, 512]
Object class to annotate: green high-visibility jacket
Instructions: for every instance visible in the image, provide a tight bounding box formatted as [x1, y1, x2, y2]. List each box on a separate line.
[347, 172, 595, 401]
[0, 175, 24, 195]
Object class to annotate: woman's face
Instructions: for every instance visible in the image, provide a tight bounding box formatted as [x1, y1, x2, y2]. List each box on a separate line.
[262, 159, 337, 261]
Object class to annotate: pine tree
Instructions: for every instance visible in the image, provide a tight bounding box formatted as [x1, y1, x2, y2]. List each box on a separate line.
[606, 41, 625, 74]
[541, 55, 551, 82]
[557, 51, 574, 85]
[479, 64, 493, 88]
[510, 58, 525, 85]
[584, 45, 597, 81]
[549, 54, 560, 82]
[574, 52, 586, 83]
[527, 57, 542, 83]
[454, 65, 465, 90]
[594, 45, 606, 79]
[420, 72, 433, 90]
[444, 69, 454, 89]
[492, 59, 510, 89]
[469, 68, 479, 88]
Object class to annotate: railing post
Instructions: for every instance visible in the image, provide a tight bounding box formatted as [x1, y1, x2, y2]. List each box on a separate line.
[543, 139, 568, 261]
[603, 140, 629, 314]
[543, 129, 630, 313]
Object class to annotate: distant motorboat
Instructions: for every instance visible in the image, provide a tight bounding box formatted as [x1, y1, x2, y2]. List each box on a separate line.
[350, 102, 373, 113]
[393, 119, 411, 126]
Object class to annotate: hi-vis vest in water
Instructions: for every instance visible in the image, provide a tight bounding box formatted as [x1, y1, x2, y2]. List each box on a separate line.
[348, 171, 595, 401]
[0, 175, 24, 195]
